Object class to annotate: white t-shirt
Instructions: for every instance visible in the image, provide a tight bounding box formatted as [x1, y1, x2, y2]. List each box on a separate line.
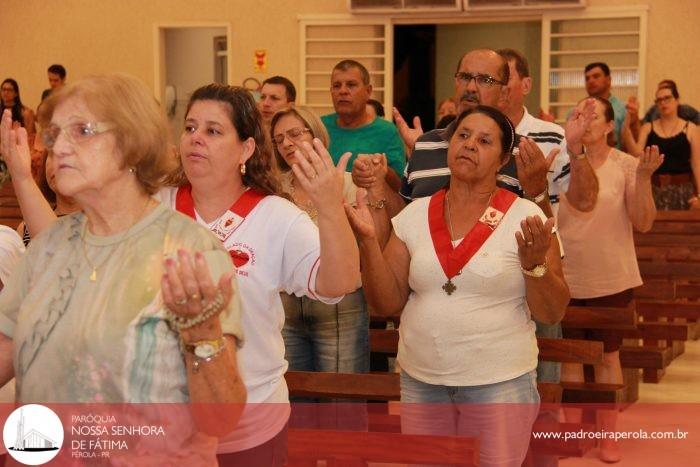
[156, 187, 342, 452]
[0, 226, 24, 287]
[392, 194, 544, 387]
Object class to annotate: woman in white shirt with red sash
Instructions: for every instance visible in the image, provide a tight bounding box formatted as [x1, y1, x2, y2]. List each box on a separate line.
[347, 106, 569, 467]
[155, 84, 360, 464]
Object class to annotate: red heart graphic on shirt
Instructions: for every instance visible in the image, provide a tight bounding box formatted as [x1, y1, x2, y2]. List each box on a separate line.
[230, 250, 250, 268]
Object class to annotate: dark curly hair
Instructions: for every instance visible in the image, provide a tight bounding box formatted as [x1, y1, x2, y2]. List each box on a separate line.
[169, 83, 284, 198]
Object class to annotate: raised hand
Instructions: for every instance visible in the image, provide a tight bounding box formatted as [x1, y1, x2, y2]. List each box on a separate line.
[625, 96, 640, 125]
[392, 107, 423, 151]
[344, 188, 376, 240]
[565, 98, 595, 154]
[515, 137, 559, 199]
[515, 216, 555, 270]
[291, 138, 351, 214]
[0, 109, 33, 183]
[636, 145, 664, 179]
[162, 249, 235, 338]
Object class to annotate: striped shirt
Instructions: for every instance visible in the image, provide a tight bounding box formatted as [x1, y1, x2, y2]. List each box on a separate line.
[400, 107, 570, 212]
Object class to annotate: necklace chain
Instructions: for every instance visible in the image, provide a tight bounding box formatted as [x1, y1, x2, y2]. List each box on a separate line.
[81, 197, 153, 281]
[289, 178, 317, 220]
[446, 192, 455, 241]
[658, 118, 681, 138]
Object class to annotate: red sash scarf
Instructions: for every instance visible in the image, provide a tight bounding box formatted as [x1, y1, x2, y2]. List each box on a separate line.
[175, 184, 267, 243]
[429, 188, 517, 282]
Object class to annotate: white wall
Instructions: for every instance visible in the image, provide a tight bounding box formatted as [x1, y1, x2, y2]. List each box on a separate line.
[164, 27, 226, 137]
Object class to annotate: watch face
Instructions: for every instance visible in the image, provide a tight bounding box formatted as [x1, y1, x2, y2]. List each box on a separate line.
[194, 343, 216, 358]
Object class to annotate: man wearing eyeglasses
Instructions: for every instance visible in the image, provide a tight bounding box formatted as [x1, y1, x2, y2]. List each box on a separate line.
[385, 49, 510, 210]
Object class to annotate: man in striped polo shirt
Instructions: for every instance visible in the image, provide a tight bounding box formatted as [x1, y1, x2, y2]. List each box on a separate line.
[353, 48, 598, 387]
[384, 48, 597, 219]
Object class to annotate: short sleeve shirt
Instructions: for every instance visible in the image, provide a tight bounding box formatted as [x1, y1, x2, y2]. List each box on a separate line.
[391, 195, 544, 386]
[321, 113, 407, 177]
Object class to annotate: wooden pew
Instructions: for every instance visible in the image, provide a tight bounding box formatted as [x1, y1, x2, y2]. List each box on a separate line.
[0, 182, 22, 230]
[284, 372, 598, 460]
[561, 305, 637, 331]
[287, 428, 478, 466]
[367, 328, 621, 404]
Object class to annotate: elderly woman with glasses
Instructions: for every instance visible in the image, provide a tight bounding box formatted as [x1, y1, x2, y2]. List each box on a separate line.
[0, 75, 246, 464]
[270, 106, 368, 376]
[1, 82, 361, 465]
[347, 105, 569, 467]
[622, 82, 700, 209]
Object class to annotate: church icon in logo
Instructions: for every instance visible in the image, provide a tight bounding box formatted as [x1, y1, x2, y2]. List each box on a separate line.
[3, 404, 63, 465]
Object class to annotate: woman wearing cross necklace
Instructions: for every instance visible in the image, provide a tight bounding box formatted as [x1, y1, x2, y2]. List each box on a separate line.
[0, 75, 246, 464]
[346, 105, 569, 467]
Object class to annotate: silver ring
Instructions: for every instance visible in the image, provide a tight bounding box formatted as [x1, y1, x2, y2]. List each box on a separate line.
[175, 297, 188, 306]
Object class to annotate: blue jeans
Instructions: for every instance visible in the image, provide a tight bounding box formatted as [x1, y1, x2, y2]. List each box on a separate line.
[535, 320, 562, 383]
[281, 289, 369, 373]
[400, 370, 540, 467]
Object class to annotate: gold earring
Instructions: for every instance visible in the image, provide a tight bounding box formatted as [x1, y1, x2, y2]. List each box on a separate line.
[128, 167, 136, 173]
[240, 163, 246, 175]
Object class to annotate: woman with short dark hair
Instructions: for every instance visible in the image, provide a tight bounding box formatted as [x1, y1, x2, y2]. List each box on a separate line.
[347, 105, 569, 467]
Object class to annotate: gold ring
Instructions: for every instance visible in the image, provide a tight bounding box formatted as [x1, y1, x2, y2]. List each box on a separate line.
[191, 293, 201, 301]
[175, 297, 188, 306]
[526, 241, 533, 246]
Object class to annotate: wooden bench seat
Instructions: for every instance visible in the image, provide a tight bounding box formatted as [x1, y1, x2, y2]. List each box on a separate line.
[369, 329, 605, 365]
[620, 345, 673, 370]
[561, 305, 637, 331]
[634, 232, 700, 246]
[288, 428, 478, 466]
[620, 345, 674, 383]
[618, 322, 690, 341]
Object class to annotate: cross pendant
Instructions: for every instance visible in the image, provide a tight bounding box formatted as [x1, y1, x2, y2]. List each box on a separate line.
[442, 279, 456, 295]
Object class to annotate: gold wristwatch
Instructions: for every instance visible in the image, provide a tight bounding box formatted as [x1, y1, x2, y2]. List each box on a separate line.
[521, 261, 548, 278]
[183, 338, 226, 358]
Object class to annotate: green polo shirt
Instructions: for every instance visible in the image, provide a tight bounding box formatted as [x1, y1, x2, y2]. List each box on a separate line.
[321, 113, 406, 176]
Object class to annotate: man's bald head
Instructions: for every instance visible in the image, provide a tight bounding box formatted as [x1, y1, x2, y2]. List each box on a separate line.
[455, 49, 510, 84]
[453, 49, 510, 113]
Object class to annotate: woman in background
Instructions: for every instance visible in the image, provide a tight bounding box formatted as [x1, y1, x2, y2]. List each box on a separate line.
[560, 97, 661, 463]
[622, 82, 699, 209]
[1, 79, 35, 136]
[271, 106, 367, 375]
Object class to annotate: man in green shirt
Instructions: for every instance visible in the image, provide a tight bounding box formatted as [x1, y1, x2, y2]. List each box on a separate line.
[321, 60, 406, 179]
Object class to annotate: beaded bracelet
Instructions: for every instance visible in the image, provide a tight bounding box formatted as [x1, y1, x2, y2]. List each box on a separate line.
[166, 290, 225, 330]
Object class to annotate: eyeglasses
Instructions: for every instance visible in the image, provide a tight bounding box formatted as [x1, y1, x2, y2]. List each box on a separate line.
[272, 127, 311, 145]
[454, 72, 505, 88]
[41, 122, 114, 149]
[654, 95, 674, 105]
